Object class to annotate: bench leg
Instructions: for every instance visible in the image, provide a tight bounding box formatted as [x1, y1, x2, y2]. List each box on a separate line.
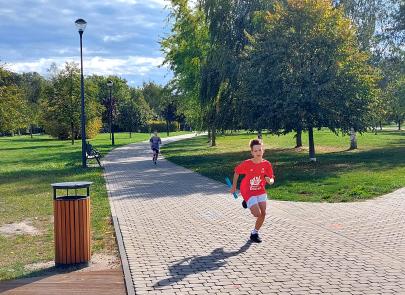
[96, 156, 102, 167]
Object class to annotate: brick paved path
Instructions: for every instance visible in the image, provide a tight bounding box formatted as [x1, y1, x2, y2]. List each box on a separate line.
[104, 134, 405, 295]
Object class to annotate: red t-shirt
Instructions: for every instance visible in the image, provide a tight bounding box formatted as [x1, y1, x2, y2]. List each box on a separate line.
[234, 159, 274, 201]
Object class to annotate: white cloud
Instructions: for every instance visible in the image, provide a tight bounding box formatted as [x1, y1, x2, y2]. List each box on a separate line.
[7, 58, 55, 74]
[8, 55, 165, 77]
[1, 0, 172, 85]
[103, 33, 137, 42]
[112, 0, 168, 8]
[84, 56, 164, 76]
[149, 0, 168, 7]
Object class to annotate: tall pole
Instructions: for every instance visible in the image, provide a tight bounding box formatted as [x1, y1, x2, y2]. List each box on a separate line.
[109, 87, 112, 141]
[79, 30, 87, 168]
[109, 86, 115, 145]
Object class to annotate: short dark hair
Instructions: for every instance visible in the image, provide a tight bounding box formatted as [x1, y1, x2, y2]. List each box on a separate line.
[249, 139, 262, 149]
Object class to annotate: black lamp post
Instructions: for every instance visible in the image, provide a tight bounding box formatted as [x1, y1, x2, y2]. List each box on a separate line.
[107, 80, 115, 146]
[75, 18, 87, 168]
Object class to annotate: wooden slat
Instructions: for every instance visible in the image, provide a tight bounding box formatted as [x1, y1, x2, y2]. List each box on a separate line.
[0, 270, 126, 295]
[56, 201, 61, 263]
[69, 201, 75, 263]
[79, 199, 84, 262]
[53, 201, 57, 263]
[61, 201, 67, 264]
[66, 201, 71, 264]
[74, 200, 80, 263]
[83, 199, 89, 261]
[88, 199, 91, 259]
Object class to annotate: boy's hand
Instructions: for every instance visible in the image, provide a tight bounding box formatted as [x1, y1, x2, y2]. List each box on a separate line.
[230, 186, 237, 194]
[265, 177, 274, 185]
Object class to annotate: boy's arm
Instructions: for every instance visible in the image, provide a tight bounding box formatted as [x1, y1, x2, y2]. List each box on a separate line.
[265, 176, 275, 185]
[264, 163, 275, 185]
[231, 173, 239, 193]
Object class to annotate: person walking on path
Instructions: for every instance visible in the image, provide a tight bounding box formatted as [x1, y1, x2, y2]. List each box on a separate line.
[230, 139, 275, 243]
[149, 131, 162, 165]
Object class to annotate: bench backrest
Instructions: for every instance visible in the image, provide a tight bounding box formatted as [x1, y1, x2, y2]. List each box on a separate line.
[86, 143, 94, 155]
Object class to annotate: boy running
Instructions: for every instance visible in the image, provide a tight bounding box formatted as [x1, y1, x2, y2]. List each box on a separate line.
[149, 131, 162, 165]
[230, 139, 275, 243]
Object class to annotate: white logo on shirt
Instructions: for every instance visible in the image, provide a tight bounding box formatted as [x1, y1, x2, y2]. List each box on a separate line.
[250, 176, 261, 190]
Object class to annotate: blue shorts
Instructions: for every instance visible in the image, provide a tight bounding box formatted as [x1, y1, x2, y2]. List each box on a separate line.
[246, 193, 267, 209]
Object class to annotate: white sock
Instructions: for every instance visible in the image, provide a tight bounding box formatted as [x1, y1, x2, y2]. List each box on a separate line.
[252, 229, 258, 235]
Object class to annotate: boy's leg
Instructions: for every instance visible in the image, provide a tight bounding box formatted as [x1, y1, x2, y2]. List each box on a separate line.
[250, 203, 266, 232]
[152, 149, 157, 162]
[248, 195, 267, 243]
[249, 203, 262, 243]
[256, 201, 267, 231]
[249, 204, 261, 219]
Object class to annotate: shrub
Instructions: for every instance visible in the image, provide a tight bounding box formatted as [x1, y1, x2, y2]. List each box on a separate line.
[86, 117, 102, 139]
[140, 120, 179, 133]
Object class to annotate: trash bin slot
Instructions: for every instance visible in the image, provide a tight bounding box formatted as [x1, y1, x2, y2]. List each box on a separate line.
[55, 196, 89, 201]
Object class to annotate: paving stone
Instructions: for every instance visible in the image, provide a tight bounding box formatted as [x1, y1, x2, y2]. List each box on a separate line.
[104, 134, 405, 294]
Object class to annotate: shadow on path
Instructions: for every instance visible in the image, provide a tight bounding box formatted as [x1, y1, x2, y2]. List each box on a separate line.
[154, 240, 252, 288]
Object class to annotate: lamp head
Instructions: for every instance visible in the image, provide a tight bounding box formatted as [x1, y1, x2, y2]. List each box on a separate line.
[75, 18, 87, 33]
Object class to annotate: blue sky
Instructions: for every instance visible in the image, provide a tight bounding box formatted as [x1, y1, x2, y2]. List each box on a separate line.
[0, 0, 174, 86]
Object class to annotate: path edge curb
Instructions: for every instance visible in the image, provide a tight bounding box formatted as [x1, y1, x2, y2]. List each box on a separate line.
[103, 162, 136, 295]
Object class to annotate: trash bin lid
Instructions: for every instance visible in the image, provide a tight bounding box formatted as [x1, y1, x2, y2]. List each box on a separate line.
[51, 181, 93, 189]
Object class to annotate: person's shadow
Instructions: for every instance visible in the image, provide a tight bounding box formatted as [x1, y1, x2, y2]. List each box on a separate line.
[153, 240, 253, 288]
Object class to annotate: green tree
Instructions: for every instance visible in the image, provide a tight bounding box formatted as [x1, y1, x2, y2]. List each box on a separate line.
[161, 0, 209, 132]
[395, 0, 405, 33]
[118, 88, 152, 137]
[386, 75, 405, 130]
[241, 0, 379, 160]
[159, 87, 179, 136]
[0, 66, 29, 134]
[141, 82, 163, 115]
[41, 62, 102, 141]
[200, 0, 271, 145]
[17, 72, 47, 137]
[86, 75, 131, 140]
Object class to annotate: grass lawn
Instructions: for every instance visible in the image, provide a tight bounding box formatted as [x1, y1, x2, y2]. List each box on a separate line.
[162, 129, 405, 203]
[0, 131, 189, 281]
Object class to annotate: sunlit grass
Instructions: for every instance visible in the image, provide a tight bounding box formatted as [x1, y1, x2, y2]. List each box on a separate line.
[0, 131, 189, 280]
[162, 129, 405, 203]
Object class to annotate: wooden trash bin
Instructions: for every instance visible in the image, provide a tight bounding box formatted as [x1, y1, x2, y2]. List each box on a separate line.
[51, 181, 93, 265]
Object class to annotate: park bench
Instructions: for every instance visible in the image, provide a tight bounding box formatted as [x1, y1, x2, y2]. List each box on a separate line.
[86, 142, 102, 167]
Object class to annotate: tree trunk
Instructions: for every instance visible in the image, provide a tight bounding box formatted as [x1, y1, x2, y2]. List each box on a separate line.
[71, 122, 74, 145]
[166, 120, 170, 136]
[295, 129, 302, 148]
[379, 121, 382, 131]
[211, 127, 216, 146]
[308, 127, 316, 162]
[129, 131, 132, 138]
[207, 129, 211, 143]
[349, 128, 357, 150]
[30, 124, 33, 138]
[398, 116, 401, 130]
